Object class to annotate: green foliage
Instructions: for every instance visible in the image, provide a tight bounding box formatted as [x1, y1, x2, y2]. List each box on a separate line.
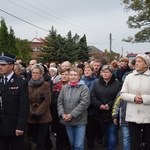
[40, 27, 63, 63]
[41, 27, 90, 64]
[0, 19, 19, 55]
[103, 49, 119, 63]
[0, 18, 9, 53]
[78, 34, 90, 62]
[0, 20, 92, 64]
[16, 38, 32, 64]
[122, 0, 150, 43]
[7, 27, 19, 56]
[0, 18, 32, 63]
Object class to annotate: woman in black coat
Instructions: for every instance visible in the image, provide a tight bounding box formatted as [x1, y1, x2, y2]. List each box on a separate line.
[91, 65, 122, 150]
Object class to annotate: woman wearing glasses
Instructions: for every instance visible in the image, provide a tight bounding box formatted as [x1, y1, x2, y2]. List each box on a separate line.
[91, 65, 122, 150]
[27, 64, 52, 150]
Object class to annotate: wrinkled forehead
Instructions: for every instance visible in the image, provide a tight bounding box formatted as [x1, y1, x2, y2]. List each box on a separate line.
[61, 63, 70, 67]
[30, 60, 37, 64]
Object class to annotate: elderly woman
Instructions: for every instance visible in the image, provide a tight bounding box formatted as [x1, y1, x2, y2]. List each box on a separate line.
[27, 64, 52, 150]
[57, 67, 90, 150]
[120, 54, 150, 150]
[91, 65, 122, 150]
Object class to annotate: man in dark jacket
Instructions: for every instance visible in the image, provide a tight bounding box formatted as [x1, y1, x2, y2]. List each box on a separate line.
[0, 52, 29, 150]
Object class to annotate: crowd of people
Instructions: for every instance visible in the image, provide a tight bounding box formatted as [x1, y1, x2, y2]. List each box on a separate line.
[0, 51, 150, 150]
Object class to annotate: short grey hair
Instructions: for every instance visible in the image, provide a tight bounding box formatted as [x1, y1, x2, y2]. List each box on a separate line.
[31, 64, 44, 74]
[14, 62, 23, 72]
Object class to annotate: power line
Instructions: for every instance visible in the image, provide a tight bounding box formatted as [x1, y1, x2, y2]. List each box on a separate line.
[7, 0, 91, 34]
[1, 1, 110, 47]
[7, 0, 66, 27]
[29, 0, 108, 36]
[0, 8, 110, 46]
[88, 41, 109, 45]
[0, 8, 49, 32]
[7, 0, 109, 38]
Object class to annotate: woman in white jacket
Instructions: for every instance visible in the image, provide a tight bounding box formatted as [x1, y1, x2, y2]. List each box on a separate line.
[120, 54, 150, 150]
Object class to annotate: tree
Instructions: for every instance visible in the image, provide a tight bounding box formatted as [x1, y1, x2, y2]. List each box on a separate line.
[78, 34, 90, 62]
[41, 27, 90, 64]
[0, 18, 9, 53]
[63, 31, 79, 63]
[16, 38, 32, 64]
[7, 27, 19, 56]
[103, 49, 118, 63]
[122, 0, 150, 43]
[0, 18, 22, 57]
[41, 26, 60, 63]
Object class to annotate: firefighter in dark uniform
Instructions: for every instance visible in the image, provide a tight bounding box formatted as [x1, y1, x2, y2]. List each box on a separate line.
[0, 52, 29, 150]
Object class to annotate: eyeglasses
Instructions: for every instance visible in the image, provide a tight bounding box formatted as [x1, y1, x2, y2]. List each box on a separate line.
[32, 72, 41, 75]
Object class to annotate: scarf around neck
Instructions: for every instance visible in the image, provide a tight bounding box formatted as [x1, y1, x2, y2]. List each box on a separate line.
[69, 81, 79, 87]
[29, 77, 44, 87]
[137, 68, 148, 74]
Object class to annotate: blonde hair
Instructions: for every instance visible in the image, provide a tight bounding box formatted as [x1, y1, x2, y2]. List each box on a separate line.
[84, 64, 94, 71]
[69, 67, 82, 79]
[119, 57, 129, 63]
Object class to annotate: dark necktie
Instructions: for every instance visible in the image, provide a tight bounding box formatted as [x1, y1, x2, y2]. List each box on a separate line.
[4, 77, 7, 84]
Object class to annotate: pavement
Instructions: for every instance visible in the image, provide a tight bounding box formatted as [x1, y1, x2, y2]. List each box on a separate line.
[31, 129, 123, 150]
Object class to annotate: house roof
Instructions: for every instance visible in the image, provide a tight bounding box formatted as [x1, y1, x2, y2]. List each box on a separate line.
[126, 53, 138, 57]
[88, 45, 103, 53]
[31, 37, 44, 43]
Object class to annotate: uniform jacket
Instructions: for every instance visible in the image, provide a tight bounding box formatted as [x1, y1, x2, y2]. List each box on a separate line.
[57, 80, 90, 126]
[28, 81, 52, 124]
[91, 75, 122, 121]
[121, 69, 150, 124]
[0, 73, 29, 136]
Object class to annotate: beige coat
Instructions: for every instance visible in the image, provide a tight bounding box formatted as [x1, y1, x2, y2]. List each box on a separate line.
[120, 69, 150, 124]
[28, 81, 52, 123]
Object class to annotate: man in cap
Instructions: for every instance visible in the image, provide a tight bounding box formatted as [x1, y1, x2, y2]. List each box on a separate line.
[0, 52, 29, 150]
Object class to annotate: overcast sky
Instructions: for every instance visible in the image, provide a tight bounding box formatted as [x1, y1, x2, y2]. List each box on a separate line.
[0, 0, 149, 56]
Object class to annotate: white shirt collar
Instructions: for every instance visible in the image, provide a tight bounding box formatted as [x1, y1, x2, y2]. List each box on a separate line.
[4, 71, 14, 82]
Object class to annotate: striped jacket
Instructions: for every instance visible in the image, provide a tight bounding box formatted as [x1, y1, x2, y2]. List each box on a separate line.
[112, 93, 128, 126]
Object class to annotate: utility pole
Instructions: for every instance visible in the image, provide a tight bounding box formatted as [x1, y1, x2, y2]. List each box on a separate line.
[109, 33, 112, 52]
[109, 33, 112, 62]
[122, 47, 124, 57]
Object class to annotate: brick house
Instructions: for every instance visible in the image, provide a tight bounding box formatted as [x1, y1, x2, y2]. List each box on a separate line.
[29, 37, 45, 60]
[126, 53, 138, 60]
